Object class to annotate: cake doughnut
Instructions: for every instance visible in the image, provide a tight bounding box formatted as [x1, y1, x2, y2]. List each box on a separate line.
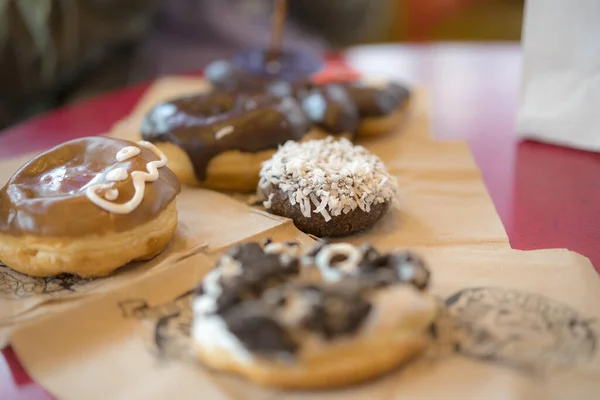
[191, 241, 437, 389]
[258, 137, 398, 237]
[340, 80, 412, 137]
[0, 137, 181, 277]
[141, 91, 326, 192]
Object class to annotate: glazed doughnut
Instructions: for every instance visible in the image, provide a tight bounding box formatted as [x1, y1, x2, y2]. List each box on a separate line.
[0, 137, 181, 277]
[267, 81, 359, 140]
[340, 80, 412, 137]
[141, 91, 326, 192]
[268, 79, 411, 138]
[204, 49, 324, 93]
[258, 137, 398, 237]
[205, 52, 409, 138]
[191, 241, 437, 389]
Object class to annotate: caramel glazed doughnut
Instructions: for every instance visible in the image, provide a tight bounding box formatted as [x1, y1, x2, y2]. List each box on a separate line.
[192, 240, 437, 389]
[259, 136, 398, 237]
[0, 137, 181, 278]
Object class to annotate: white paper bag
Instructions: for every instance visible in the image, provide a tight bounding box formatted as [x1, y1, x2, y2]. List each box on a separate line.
[517, 0, 600, 151]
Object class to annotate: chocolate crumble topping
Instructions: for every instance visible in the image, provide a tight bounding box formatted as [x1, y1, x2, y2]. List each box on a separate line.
[224, 305, 299, 358]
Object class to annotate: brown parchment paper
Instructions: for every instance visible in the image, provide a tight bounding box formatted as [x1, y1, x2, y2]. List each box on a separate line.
[10, 232, 600, 400]
[111, 76, 509, 251]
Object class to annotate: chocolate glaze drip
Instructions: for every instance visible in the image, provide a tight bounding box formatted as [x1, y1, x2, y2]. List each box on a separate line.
[141, 92, 311, 181]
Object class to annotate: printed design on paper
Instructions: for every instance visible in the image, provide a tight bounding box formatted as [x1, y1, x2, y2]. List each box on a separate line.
[118, 289, 195, 361]
[0, 263, 93, 300]
[434, 286, 597, 376]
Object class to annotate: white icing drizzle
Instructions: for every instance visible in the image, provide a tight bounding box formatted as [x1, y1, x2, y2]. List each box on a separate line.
[315, 243, 363, 282]
[264, 242, 302, 258]
[215, 125, 234, 140]
[104, 189, 119, 201]
[259, 137, 398, 221]
[116, 146, 141, 162]
[85, 141, 168, 214]
[106, 167, 128, 182]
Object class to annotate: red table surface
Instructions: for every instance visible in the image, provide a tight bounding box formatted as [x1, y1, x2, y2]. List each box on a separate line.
[1, 43, 600, 399]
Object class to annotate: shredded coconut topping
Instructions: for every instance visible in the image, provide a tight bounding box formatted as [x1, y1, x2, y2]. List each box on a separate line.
[259, 137, 398, 221]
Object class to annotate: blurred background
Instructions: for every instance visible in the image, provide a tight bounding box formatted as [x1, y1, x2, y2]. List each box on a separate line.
[0, 0, 524, 131]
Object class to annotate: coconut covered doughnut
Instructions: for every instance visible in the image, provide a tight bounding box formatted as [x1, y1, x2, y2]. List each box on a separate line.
[258, 137, 398, 237]
[141, 91, 328, 192]
[0, 137, 181, 277]
[192, 241, 437, 389]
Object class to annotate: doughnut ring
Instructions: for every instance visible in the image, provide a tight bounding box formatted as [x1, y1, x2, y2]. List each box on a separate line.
[191, 240, 437, 389]
[259, 136, 398, 237]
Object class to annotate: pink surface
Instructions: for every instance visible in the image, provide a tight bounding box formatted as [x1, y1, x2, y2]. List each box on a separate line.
[1, 44, 599, 399]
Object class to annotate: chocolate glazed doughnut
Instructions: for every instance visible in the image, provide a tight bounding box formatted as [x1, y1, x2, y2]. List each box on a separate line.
[0, 137, 181, 277]
[340, 81, 412, 137]
[205, 53, 410, 139]
[141, 91, 326, 192]
[269, 80, 413, 138]
[267, 80, 360, 140]
[204, 49, 325, 93]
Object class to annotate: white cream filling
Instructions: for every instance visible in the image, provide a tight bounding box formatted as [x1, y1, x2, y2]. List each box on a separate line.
[191, 312, 254, 364]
